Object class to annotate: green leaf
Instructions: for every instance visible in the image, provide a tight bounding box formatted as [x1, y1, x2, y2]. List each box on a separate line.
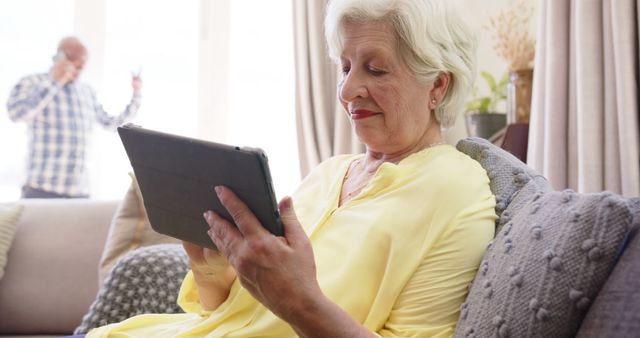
[496, 72, 509, 94]
[498, 72, 510, 87]
[467, 99, 483, 111]
[466, 70, 511, 114]
[480, 71, 496, 91]
[479, 97, 491, 112]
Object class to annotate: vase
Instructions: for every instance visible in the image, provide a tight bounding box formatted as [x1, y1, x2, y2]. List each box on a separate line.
[465, 113, 507, 140]
[507, 68, 534, 124]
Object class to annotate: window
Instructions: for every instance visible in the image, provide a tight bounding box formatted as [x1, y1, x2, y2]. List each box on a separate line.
[0, 0, 299, 202]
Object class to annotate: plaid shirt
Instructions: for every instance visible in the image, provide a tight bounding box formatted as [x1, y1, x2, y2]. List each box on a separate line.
[7, 73, 140, 197]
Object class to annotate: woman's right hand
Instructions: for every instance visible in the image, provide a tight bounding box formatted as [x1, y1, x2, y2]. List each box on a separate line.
[182, 241, 237, 310]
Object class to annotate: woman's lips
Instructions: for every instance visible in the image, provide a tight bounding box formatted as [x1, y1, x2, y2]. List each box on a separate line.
[351, 109, 378, 120]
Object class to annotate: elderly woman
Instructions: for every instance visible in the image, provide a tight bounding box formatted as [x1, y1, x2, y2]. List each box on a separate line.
[87, 0, 495, 337]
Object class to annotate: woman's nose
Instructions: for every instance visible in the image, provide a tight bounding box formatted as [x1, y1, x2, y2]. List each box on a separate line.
[339, 70, 368, 103]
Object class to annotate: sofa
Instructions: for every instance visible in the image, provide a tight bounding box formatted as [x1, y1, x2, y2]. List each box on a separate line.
[0, 137, 638, 337]
[0, 199, 118, 338]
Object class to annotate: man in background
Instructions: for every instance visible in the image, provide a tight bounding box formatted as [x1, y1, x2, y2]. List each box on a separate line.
[6, 36, 142, 198]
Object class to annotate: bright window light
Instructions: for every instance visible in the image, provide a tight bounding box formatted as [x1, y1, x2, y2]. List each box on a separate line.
[0, 0, 74, 202]
[92, 0, 199, 199]
[0, 0, 299, 202]
[227, 0, 300, 200]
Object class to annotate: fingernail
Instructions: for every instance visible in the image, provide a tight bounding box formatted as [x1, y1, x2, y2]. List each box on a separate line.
[281, 197, 291, 210]
[203, 211, 210, 221]
[214, 186, 222, 195]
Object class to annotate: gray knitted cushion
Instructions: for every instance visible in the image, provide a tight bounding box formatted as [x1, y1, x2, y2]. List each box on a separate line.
[456, 137, 551, 232]
[74, 244, 189, 334]
[454, 179, 636, 338]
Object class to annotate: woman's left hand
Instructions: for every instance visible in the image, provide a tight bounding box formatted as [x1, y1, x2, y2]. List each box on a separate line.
[204, 185, 322, 321]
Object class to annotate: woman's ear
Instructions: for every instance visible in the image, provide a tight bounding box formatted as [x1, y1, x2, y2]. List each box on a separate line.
[429, 72, 451, 108]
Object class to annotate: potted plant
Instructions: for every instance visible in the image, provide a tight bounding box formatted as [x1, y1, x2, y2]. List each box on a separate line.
[465, 70, 508, 140]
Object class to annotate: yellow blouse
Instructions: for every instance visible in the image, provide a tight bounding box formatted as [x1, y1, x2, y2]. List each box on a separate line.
[88, 145, 496, 337]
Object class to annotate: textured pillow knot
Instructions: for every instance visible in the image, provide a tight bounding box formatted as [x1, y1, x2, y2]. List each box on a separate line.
[529, 298, 540, 311]
[480, 260, 489, 276]
[465, 327, 474, 336]
[503, 222, 513, 236]
[492, 315, 505, 326]
[536, 308, 550, 321]
[496, 201, 507, 213]
[514, 172, 528, 185]
[498, 323, 510, 337]
[529, 203, 541, 214]
[531, 225, 543, 239]
[532, 193, 543, 202]
[587, 247, 603, 261]
[576, 297, 591, 310]
[581, 239, 596, 251]
[561, 190, 574, 203]
[549, 257, 563, 271]
[460, 302, 469, 320]
[510, 273, 523, 287]
[569, 288, 583, 301]
[499, 210, 512, 225]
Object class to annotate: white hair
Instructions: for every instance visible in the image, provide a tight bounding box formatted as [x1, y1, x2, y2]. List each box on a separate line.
[324, 0, 477, 128]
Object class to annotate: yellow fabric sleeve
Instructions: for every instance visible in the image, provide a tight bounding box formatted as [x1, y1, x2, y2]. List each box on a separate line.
[177, 271, 215, 316]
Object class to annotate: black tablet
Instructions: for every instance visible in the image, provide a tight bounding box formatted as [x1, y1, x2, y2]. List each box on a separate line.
[118, 124, 283, 250]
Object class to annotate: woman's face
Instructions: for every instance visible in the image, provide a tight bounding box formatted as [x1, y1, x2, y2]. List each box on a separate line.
[338, 21, 442, 155]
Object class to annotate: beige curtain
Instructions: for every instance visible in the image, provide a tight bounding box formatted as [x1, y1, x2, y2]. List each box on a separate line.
[528, 0, 640, 197]
[293, 0, 364, 178]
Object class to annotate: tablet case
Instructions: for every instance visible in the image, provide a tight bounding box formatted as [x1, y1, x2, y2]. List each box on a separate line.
[118, 124, 283, 250]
